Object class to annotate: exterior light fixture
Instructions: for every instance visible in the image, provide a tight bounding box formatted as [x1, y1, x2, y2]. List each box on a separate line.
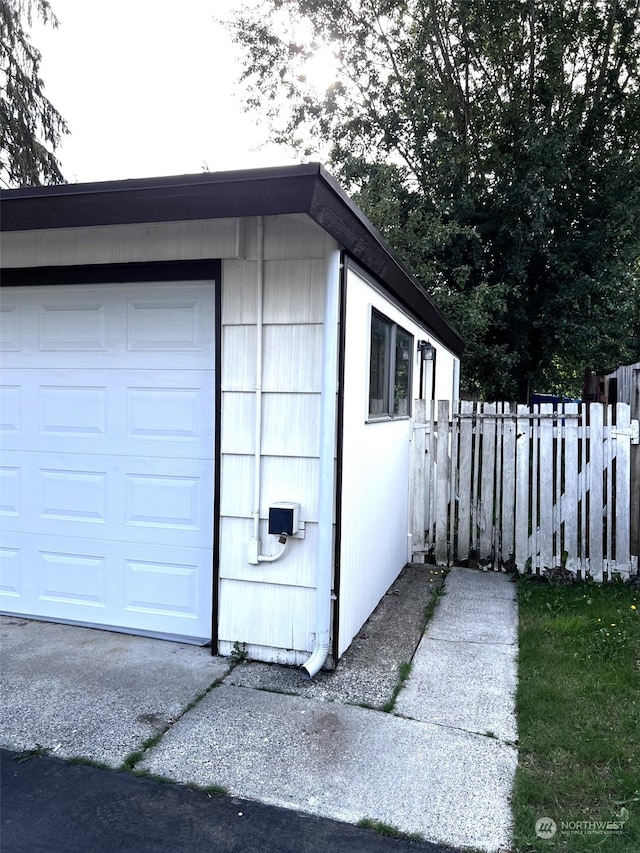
[418, 340, 435, 361]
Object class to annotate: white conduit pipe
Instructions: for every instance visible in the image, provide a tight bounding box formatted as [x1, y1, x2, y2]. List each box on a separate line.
[251, 217, 265, 552]
[301, 249, 341, 679]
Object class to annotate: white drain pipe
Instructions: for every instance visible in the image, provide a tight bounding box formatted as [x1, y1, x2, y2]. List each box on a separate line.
[301, 249, 341, 678]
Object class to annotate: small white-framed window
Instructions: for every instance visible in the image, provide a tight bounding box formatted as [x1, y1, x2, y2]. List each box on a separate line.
[368, 309, 413, 419]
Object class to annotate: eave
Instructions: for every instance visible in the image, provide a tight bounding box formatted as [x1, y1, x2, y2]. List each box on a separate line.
[0, 163, 464, 355]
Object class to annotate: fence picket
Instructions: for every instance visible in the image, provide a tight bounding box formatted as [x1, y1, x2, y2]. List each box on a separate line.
[425, 399, 435, 556]
[615, 402, 631, 575]
[538, 404, 554, 572]
[457, 400, 474, 562]
[563, 403, 579, 574]
[554, 408, 562, 568]
[471, 401, 481, 557]
[410, 399, 427, 563]
[605, 405, 614, 576]
[516, 405, 530, 572]
[589, 404, 604, 581]
[530, 407, 540, 571]
[435, 400, 450, 566]
[580, 408, 588, 572]
[502, 403, 516, 567]
[479, 402, 497, 563]
[449, 400, 460, 564]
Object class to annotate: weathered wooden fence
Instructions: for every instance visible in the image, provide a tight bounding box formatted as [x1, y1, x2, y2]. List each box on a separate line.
[410, 400, 639, 580]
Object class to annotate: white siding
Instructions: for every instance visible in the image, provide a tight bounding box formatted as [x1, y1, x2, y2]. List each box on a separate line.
[1, 219, 243, 267]
[218, 579, 315, 653]
[219, 517, 318, 588]
[338, 266, 459, 656]
[221, 393, 321, 457]
[217, 216, 339, 661]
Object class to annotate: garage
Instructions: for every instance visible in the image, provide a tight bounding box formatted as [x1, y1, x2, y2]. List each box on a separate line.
[1, 278, 216, 642]
[1, 165, 464, 666]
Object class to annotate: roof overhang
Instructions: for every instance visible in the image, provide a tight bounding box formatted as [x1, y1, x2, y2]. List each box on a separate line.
[0, 163, 464, 355]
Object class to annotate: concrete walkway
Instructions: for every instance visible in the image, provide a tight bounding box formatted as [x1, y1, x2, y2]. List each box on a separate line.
[0, 567, 518, 852]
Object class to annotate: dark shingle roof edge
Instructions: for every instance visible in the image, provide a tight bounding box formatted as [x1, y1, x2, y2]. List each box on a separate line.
[0, 163, 463, 355]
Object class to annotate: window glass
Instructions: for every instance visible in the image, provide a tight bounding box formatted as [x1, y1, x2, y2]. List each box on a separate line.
[369, 313, 391, 416]
[368, 310, 413, 419]
[394, 327, 412, 416]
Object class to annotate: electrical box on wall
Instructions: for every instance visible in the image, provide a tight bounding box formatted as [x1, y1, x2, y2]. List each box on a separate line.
[268, 502, 302, 537]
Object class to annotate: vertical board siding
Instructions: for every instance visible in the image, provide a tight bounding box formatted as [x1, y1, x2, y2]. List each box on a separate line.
[221, 392, 321, 458]
[223, 258, 327, 324]
[412, 401, 638, 579]
[219, 454, 321, 522]
[218, 218, 337, 659]
[221, 324, 324, 392]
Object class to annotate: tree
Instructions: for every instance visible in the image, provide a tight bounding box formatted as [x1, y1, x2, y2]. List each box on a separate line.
[0, 0, 67, 187]
[230, 0, 640, 398]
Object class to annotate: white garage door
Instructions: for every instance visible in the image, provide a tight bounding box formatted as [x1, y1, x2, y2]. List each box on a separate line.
[0, 281, 215, 642]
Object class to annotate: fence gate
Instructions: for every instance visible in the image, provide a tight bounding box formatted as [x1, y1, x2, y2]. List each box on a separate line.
[410, 400, 639, 580]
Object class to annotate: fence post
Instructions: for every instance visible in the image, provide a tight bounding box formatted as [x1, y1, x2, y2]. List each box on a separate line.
[410, 399, 427, 564]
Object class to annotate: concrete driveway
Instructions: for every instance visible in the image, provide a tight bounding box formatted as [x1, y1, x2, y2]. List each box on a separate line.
[0, 566, 518, 852]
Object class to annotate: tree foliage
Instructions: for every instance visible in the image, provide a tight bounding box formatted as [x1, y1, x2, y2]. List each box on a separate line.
[231, 0, 640, 398]
[0, 0, 67, 187]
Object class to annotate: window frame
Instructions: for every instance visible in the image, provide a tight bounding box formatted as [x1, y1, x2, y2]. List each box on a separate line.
[367, 308, 414, 421]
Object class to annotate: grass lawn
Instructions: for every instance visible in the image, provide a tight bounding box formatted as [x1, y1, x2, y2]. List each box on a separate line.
[513, 575, 640, 852]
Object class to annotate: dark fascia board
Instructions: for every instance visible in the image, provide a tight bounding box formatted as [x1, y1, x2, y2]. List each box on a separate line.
[0, 165, 319, 231]
[0, 163, 464, 354]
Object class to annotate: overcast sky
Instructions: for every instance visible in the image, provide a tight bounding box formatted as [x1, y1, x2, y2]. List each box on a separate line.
[31, 0, 300, 183]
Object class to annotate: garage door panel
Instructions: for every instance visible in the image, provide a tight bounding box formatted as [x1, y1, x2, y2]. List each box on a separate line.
[2, 452, 213, 547]
[124, 556, 200, 619]
[37, 547, 109, 609]
[1, 369, 214, 457]
[0, 533, 212, 641]
[1, 283, 214, 369]
[39, 299, 108, 352]
[127, 296, 206, 352]
[0, 281, 215, 642]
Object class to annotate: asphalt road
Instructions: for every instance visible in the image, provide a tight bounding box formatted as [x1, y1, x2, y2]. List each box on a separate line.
[1, 749, 459, 853]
